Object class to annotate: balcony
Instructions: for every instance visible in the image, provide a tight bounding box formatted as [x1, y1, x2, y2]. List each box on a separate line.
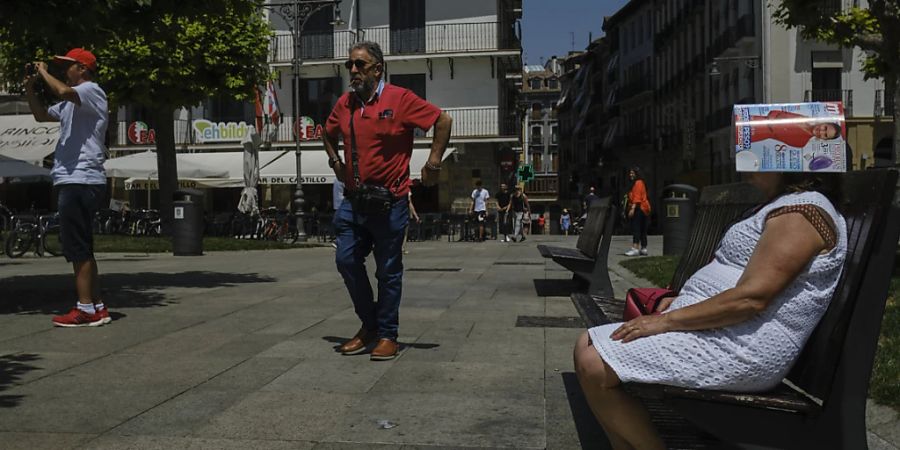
[524, 174, 559, 196]
[110, 106, 518, 147]
[270, 22, 518, 63]
[804, 89, 853, 116]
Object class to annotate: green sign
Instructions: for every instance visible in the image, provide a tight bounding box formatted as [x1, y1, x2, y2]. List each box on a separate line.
[518, 164, 535, 182]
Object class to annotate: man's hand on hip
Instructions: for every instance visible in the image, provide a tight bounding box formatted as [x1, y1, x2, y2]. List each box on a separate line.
[421, 164, 440, 186]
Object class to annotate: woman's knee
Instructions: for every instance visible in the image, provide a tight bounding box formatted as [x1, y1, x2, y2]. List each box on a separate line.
[574, 333, 620, 388]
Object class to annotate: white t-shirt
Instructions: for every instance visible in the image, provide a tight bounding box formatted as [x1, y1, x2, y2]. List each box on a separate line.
[47, 81, 108, 185]
[471, 187, 490, 212]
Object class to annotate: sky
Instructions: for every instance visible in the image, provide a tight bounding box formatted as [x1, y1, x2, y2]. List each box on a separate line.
[521, 0, 629, 65]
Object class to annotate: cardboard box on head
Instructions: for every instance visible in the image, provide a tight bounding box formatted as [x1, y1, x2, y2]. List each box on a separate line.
[733, 102, 847, 172]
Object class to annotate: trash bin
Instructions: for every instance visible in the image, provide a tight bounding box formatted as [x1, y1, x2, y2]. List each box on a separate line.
[661, 184, 699, 256]
[172, 188, 204, 256]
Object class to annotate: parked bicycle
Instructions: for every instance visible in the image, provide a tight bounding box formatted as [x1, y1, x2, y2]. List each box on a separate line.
[4, 212, 62, 258]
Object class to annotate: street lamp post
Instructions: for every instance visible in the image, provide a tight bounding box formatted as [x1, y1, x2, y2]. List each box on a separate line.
[264, 0, 343, 242]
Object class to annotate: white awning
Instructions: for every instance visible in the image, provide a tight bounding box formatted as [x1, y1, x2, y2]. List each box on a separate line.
[105, 150, 230, 179]
[0, 154, 52, 183]
[122, 149, 455, 190]
[0, 115, 60, 164]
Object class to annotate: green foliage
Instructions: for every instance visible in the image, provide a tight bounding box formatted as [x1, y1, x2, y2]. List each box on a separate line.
[0, 0, 272, 110]
[618, 255, 680, 288]
[772, 0, 900, 80]
[870, 266, 900, 409]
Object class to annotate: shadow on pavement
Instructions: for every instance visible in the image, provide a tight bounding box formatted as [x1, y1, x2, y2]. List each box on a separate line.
[0, 271, 275, 315]
[0, 353, 40, 408]
[533, 278, 580, 297]
[322, 336, 439, 352]
[561, 372, 611, 449]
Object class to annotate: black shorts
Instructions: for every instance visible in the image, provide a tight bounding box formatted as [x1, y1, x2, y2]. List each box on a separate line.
[57, 184, 105, 263]
[475, 210, 486, 222]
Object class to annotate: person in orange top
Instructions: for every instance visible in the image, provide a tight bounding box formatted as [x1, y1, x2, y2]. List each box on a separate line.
[626, 167, 651, 256]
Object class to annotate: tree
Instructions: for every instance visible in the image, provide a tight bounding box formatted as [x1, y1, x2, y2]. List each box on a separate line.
[0, 0, 271, 232]
[773, 0, 900, 169]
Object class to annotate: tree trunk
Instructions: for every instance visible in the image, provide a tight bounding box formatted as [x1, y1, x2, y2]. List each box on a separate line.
[894, 76, 900, 170]
[152, 107, 177, 236]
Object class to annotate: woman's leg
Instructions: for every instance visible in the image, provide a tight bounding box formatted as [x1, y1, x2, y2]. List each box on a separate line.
[630, 213, 641, 250]
[573, 332, 665, 450]
[639, 209, 649, 249]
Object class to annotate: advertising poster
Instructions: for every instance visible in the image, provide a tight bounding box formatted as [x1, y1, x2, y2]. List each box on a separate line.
[733, 102, 847, 172]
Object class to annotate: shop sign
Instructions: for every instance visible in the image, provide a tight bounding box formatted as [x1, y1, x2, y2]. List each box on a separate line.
[192, 119, 252, 143]
[125, 179, 199, 190]
[259, 175, 329, 184]
[293, 116, 324, 141]
[127, 121, 156, 145]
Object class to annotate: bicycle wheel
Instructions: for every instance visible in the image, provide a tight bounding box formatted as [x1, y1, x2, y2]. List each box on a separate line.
[5, 228, 34, 258]
[41, 225, 63, 257]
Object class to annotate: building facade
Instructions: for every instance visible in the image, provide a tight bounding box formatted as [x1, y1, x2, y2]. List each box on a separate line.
[559, 0, 893, 228]
[520, 61, 561, 205]
[108, 0, 523, 213]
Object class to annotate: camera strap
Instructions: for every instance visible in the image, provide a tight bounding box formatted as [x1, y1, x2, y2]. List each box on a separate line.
[348, 100, 362, 190]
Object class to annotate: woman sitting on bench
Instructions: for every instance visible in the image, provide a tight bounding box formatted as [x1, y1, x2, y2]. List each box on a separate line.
[573, 171, 846, 450]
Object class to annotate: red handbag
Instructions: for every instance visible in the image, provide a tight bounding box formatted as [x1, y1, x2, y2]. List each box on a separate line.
[623, 288, 678, 321]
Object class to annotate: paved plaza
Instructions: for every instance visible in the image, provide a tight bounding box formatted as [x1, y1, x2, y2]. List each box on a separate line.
[0, 235, 897, 449]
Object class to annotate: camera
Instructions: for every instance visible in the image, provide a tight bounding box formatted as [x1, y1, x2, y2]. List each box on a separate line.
[25, 63, 36, 76]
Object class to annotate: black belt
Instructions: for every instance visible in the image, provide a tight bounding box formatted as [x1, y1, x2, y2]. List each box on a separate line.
[344, 189, 403, 203]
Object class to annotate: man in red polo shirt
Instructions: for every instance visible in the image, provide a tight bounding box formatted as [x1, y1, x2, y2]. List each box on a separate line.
[324, 41, 452, 361]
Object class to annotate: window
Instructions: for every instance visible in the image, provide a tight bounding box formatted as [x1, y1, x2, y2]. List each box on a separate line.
[205, 95, 251, 123]
[532, 153, 543, 172]
[530, 77, 543, 90]
[299, 77, 342, 125]
[390, 0, 425, 54]
[551, 125, 559, 144]
[531, 125, 542, 144]
[548, 78, 559, 89]
[391, 73, 426, 100]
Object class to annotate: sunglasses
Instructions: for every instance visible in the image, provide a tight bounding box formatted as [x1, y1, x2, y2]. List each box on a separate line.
[344, 59, 373, 70]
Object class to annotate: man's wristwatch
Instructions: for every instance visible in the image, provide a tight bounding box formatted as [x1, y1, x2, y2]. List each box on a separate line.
[328, 155, 342, 168]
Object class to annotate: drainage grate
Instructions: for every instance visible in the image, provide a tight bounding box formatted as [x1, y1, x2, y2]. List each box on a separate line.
[515, 315, 585, 329]
[407, 268, 462, 272]
[494, 261, 544, 266]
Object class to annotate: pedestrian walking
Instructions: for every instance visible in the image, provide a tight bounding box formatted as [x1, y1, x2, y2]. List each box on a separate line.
[25, 48, 111, 327]
[510, 186, 530, 242]
[403, 191, 420, 254]
[560, 208, 571, 236]
[625, 167, 651, 256]
[470, 180, 490, 242]
[495, 183, 512, 242]
[323, 41, 452, 360]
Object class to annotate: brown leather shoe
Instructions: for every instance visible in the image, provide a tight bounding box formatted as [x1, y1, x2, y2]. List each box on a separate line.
[339, 329, 376, 355]
[370, 338, 399, 361]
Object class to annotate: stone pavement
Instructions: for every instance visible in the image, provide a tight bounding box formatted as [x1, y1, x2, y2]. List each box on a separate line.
[0, 234, 896, 449]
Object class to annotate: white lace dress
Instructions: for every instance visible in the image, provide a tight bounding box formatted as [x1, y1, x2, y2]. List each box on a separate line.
[589, 191, 847, 392]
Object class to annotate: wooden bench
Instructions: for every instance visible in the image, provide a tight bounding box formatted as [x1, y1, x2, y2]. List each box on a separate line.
[537, 198, 617, 297]
[571, 169, 900, 449]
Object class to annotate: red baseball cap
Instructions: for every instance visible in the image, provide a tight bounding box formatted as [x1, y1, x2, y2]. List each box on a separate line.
[52, 48, 97, 71]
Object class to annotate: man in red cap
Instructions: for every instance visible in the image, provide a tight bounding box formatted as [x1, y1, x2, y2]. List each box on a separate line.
[24, 48, 111, 327]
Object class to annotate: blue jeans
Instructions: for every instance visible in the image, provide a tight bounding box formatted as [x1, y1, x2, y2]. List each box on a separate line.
[333, 197, 409, 340]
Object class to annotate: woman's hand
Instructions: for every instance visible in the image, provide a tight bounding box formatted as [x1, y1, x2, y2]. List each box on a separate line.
[656, 296, 676, 312]
[627, 208, 635, 219]
[611, 314, 672, 343]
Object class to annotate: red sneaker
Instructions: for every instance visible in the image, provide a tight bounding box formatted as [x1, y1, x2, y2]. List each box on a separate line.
[96, 307, 112, 324]
[52, 308, 105, 328]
